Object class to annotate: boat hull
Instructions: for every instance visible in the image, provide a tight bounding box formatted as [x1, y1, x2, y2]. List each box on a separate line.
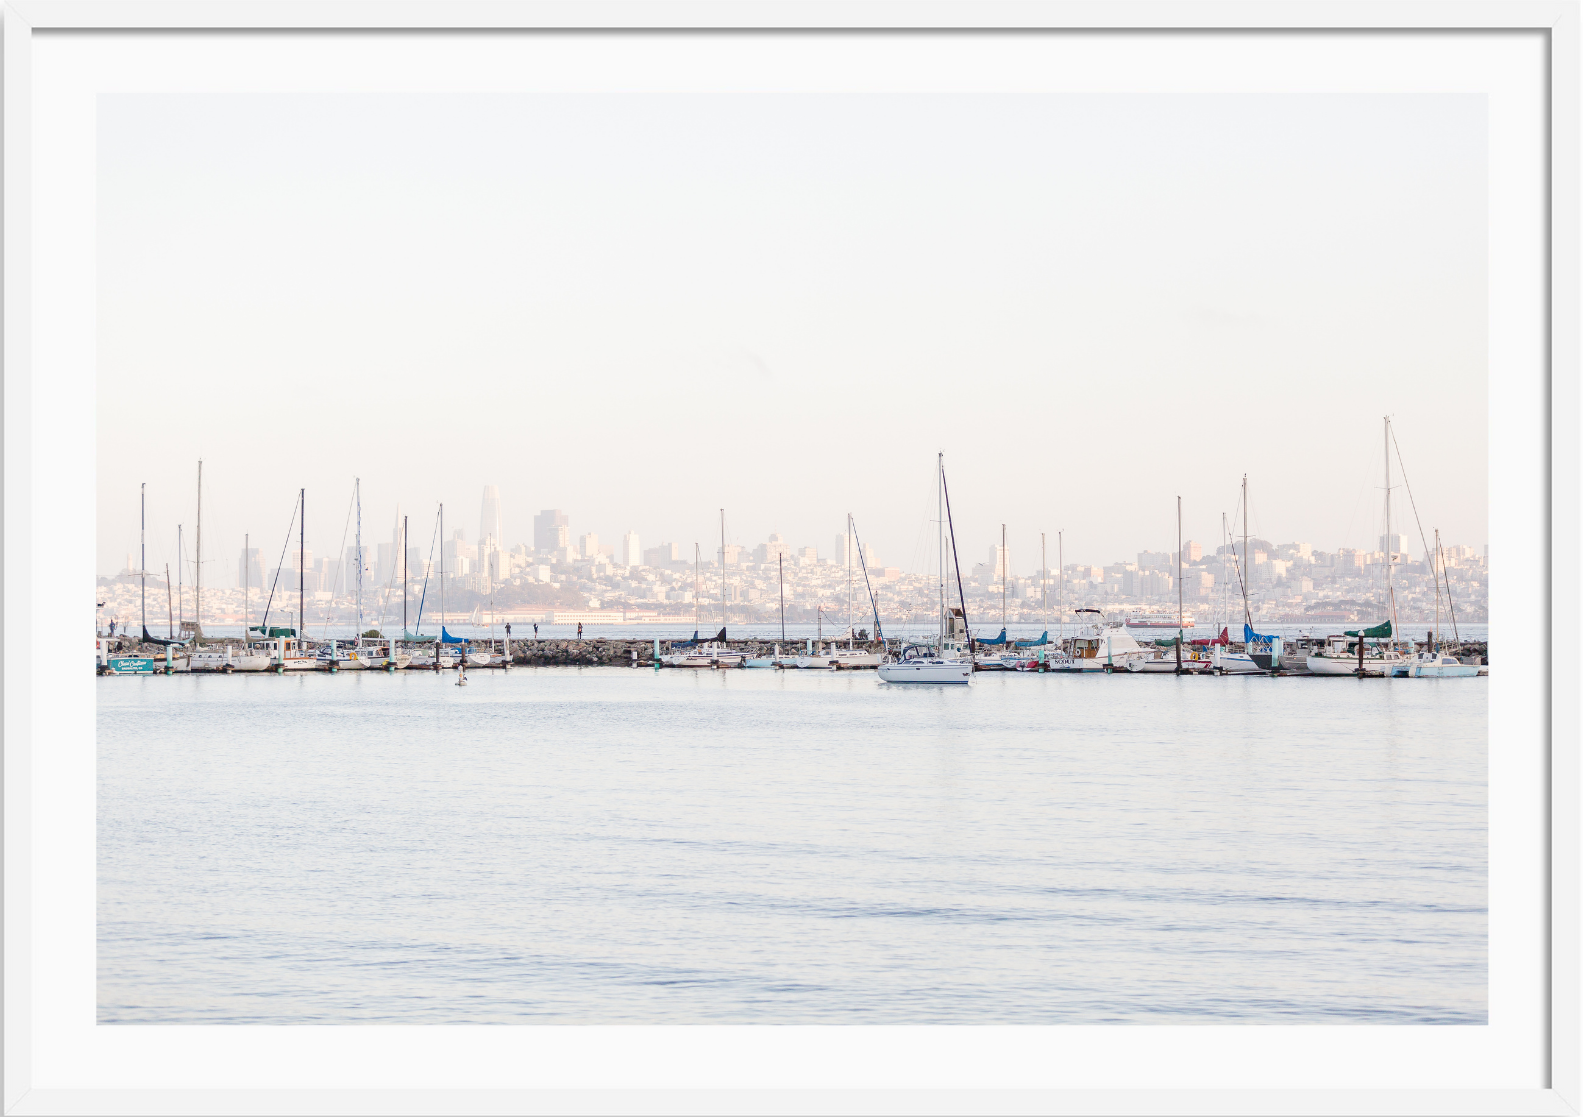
[1408, 660, 1482, 678]
[878, 660, 972, 683]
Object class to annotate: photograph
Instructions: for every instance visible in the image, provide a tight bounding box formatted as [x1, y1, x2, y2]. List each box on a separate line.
[89, 40, 1494, 1030]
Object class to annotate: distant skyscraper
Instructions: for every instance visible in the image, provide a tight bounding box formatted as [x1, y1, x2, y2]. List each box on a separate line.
[622, 531, 641, 566]
[237, 547, 263, 590]
[534, 509, 569, 552]
[579, 532, 599, 559]
[835, 530, 854, 567]
[480, 486, 502, 550]
[987, 544, 1008, 581]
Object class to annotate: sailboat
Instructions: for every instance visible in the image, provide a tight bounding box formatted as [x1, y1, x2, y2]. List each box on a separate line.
[1208, 490, 1265, 675]
[825, 513, 885, 668]
[1408, 530, 1480, 677]
[248, 489, 318, 671]
[106, 482, 165, 673]
[878, 454, 972, 683]
[1306, 419, 1411, 676]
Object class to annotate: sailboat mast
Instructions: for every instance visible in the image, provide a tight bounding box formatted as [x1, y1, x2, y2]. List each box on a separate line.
[694, 543, 700, 634]
[1001, 523, 1007, 635]
[719, 509, 726, 632]
[177, 524, 184, 631]
[778, 551, 785, 641]
[937, 452, 945, 646]
[299, 488, 305, 643]
[1058, 530, 1063, 645]
[1384, 415, 1397, 635]
[195, 459, 202, 637]
[1240, 479, 1248, 622]
[165, 563, 174, 637]
[140, 483, 146, 637]
[1041, 532, 1047, 634]
[1176, 495, 1184, 673]
[439, 503, 445, 637]
[243, 532, 249, 643]
[1434, 528, 1443, 652]
[402, 515, 408, 636]
[847, 511, 853, 647]
[355, 478, 363, 645]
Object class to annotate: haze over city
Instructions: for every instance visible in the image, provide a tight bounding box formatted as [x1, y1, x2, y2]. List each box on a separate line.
[97, 86, 1486, 576]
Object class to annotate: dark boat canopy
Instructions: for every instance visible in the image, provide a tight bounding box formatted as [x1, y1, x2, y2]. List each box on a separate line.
[1344, 620, 1393, 638]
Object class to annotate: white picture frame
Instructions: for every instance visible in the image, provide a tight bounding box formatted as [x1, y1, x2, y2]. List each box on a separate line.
[5, 3, 1577, 1114]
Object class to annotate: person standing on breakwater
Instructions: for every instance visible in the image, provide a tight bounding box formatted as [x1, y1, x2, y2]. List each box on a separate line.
[577, 622, 584, 640]
[505, 623, 511, 637]
[533, 622, 538, 640]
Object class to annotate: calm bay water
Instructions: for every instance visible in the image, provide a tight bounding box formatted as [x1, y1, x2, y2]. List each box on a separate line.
[98, 668, 1487, 1024]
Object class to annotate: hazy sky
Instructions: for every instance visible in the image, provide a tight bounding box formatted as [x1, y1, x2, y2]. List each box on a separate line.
[98, 89, 1486, 583]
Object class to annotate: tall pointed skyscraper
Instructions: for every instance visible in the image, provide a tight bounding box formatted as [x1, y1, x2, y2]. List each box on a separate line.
[480, 485, 503, 550]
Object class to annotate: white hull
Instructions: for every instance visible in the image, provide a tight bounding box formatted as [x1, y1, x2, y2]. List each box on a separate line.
[186, 650, 273, 672]
[878, 659, 972, 683]
[1408, 656, 1482, 678]
[830, 650, 883, 668]
[1129, 655, 1215, 673]
[793, 655, 837, 669]
[1305, 654, 1391, 676]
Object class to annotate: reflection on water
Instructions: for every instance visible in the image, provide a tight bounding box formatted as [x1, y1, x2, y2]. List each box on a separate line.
[98, 668, 1487, 1023]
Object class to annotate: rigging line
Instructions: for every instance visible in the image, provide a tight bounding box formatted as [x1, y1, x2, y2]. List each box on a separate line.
[258, 492, 300, 635]
[322, 482, 357, 639]
[412, 506, 443, 635]
[1389, 425, 1436, 588]
[939, 462, 972, 641]
[1443, 540, 1462, 643]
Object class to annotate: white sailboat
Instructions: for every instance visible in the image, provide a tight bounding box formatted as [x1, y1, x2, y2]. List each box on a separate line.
[878, 453, 972, 684]
[1408, 530, 1480, 677]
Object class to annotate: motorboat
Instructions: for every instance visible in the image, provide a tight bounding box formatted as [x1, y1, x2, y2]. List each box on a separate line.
[317, 640, 412, 670]
[743, 645, 785, 668]
[1407, 651, 1482, 678]
[660, 641, 744, 668]
[249, 633, 319, 671]
[1048, 610, 1148, 671]
[1305, 631, 1407, 677]
[187, 645, 272, 672]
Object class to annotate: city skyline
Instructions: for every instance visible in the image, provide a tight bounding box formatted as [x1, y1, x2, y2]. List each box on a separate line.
[98, 87, 1487, 576]
[99, 466, 1484, 591]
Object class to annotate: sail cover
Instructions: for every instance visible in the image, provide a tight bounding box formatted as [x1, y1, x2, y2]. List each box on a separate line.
[248, 625, 295, 638]
[439, 627, 468, 644]
[402, 631, 436, 643]
[672, 627, 726, 648]
[141, 626, 187, 647]
[1244, 624, 1277, 645]
[1014, 631, 1049, 647]
[1189, 627, 1230, 647]
[1344, 620, 1393, 638]
[976, 628, 1008, 646]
